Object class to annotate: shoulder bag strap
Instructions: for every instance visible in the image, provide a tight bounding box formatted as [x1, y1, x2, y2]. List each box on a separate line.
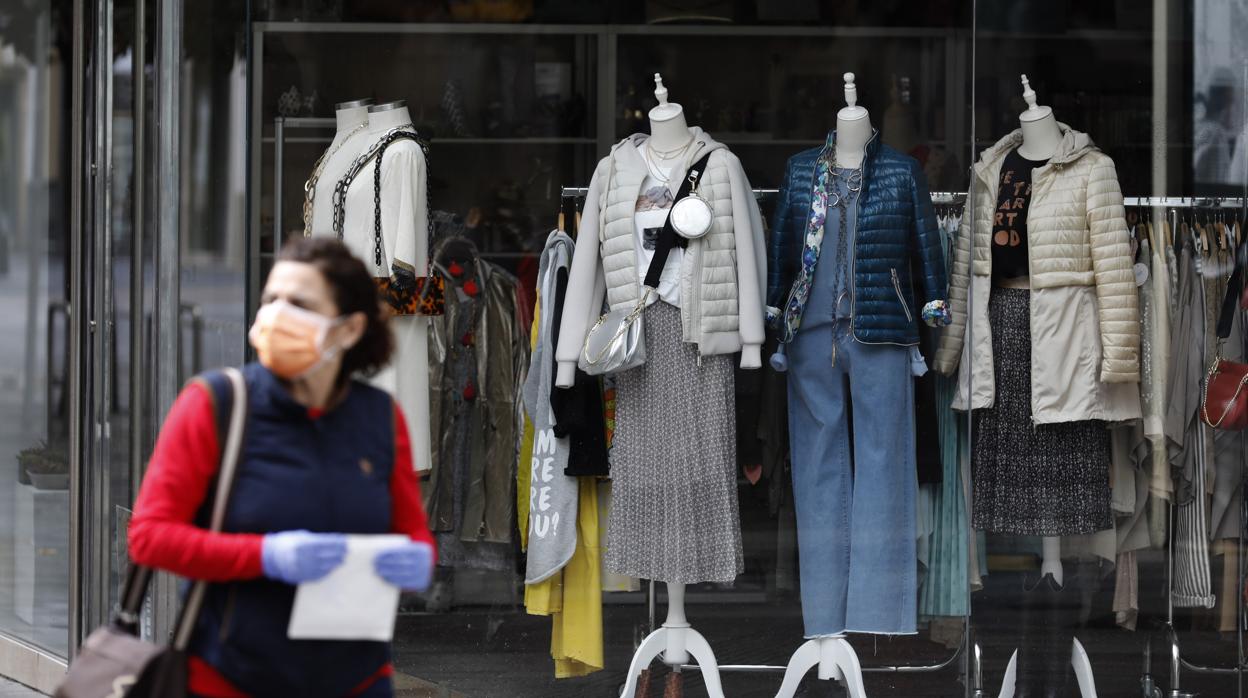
[642, 151, 714, 290]
[1216, 239, 1246, 341]
[114, 368, 248, 636]
[169, 367, 247, 651]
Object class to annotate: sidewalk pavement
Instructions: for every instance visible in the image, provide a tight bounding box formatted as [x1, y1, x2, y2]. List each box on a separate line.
[0, 678, 41, 697]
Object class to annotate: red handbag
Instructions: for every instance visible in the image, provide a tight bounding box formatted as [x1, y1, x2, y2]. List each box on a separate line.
[1201, 356, 1248, 430]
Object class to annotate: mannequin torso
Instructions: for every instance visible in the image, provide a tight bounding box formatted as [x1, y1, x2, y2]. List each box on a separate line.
[308, 99, 372, 237]
[335, 100, 432, 477]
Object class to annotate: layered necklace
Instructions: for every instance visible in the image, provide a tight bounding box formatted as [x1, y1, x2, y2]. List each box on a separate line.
[644, 135, 694, 185]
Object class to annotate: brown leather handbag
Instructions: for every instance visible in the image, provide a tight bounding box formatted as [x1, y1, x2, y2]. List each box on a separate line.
[55, 368, 248, 698]
[1202, 356, 1248, 430]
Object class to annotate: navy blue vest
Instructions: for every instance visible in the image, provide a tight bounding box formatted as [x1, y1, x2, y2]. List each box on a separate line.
[191, 363, 396, 697]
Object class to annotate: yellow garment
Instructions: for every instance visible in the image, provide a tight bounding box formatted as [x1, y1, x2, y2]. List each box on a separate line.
[521, 279, 604, 677]
[525, 479, 603, 678]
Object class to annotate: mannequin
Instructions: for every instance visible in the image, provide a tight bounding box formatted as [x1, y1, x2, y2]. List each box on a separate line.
[775, 71, 938, 698]
[307, 98, 373, 237]
[334, 99, 432, 476]
[615, 73, 730, 698]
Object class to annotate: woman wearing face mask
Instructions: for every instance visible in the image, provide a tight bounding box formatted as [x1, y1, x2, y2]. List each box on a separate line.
[127, 237, 434, 698]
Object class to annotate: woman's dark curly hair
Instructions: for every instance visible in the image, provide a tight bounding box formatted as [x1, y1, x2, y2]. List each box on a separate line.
[277, 237, 393, 379]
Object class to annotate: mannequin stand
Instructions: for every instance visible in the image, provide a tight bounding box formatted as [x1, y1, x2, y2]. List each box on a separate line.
[775, 636, 867, 698]
[998, 637, 1097, 698]
[619, 584, 725, 698]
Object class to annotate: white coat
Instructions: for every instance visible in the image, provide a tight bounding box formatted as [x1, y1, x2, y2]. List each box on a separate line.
[554, 129, 767, 387]
[933, 124, 1141, 423]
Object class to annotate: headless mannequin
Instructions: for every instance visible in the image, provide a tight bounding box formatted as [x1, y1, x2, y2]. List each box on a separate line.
[775, 72, 874, 698]
[337, 100, 433, 476]
[617, 74, 729, 698]
[308, 98, 373, 237]
[995, 75, 1097, 698]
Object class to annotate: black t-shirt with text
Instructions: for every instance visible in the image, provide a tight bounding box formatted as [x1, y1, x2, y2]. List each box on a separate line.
[992, 148, 1049, 281]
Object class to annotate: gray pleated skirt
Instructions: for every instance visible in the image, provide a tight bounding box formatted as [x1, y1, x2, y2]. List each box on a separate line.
[972, 287, 1113, 536]
[605, 301, 744, 584]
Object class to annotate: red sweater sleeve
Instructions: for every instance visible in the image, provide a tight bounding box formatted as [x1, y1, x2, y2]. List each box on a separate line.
[390, 404, 436, 560]
[128, 383, 265, 581]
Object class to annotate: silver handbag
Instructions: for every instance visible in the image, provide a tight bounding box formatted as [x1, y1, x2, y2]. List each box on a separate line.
[579, 288, 652, 376]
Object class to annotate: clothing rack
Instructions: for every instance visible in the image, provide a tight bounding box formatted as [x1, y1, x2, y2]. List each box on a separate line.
[1129, 197, 1248, 698]
[559, 185, 1248, 692]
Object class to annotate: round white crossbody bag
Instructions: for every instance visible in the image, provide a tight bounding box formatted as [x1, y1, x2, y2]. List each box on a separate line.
[669, 167, 714, 240]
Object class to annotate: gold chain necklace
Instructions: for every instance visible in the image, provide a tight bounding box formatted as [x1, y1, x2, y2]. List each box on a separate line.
[302, 122, 369, 236]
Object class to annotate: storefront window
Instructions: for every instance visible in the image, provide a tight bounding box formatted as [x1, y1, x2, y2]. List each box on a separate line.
[0, 1, 72, 658]
[6, 1, 1248, 697]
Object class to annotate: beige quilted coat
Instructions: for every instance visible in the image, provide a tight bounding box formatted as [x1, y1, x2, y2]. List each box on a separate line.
[554, 129, 767, 387]
[934, 124, 1141, 423]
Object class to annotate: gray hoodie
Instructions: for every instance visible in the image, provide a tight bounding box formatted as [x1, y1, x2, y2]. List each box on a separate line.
[522, 229, 578, 584]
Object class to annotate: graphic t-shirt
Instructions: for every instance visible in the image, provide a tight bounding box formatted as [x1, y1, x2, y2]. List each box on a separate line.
[634, 152, 683, 307]
[992, 148, 1049, 281]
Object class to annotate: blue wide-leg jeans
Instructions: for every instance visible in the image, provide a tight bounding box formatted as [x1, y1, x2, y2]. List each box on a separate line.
[786, 321, 918, 636]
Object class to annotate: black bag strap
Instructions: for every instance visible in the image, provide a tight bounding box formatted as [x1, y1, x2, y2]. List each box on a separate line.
[115, 368, 249, 642]
[643, 151, 714, 290]
[1216, 240, 1246, 340]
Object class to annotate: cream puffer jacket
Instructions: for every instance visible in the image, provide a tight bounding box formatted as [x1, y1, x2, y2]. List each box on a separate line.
[554, 129, 767, 387]
[934, 124, 1141, 423]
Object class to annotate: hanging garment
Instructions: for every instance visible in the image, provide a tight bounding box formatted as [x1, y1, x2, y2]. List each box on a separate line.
[522, 231, 579, 583]
[920, 211, 970, 620]
[525, 479, 605, 679]
[918, 371, 971, 619]
[427, 244, 528, 568]
[605, 301, 743, 584]
[1210, 274, 1244, 542]
[1167, 244, 1215, 608]
[972, 287, 1113, 536]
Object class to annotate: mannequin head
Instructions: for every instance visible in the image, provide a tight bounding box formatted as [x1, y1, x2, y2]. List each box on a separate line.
[648, 73, 684, 123]
[1018, 75, 1053, 123]
[333, 98, 372, 135]
[834, 72, 873, 167]
[1016, 75, 1062, 160]
[646, 73, 692, 153]
[367, 100, 411, 134]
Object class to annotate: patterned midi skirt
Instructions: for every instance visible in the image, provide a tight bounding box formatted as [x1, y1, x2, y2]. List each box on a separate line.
[972, 287, 1112, 536]
[605, 301, 744, 584]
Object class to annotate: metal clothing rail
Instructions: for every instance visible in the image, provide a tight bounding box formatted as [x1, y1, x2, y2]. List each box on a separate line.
[562, 186, 1247, 210]
[560, 186, 970, 205]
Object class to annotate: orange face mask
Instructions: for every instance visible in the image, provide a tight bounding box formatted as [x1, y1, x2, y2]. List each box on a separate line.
[248, 300, 341, 379]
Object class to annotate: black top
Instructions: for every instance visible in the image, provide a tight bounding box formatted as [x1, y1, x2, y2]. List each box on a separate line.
[991, 148, 1049, 281]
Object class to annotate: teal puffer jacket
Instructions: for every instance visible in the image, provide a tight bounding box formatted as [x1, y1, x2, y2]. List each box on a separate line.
[767, 131, 947, 346]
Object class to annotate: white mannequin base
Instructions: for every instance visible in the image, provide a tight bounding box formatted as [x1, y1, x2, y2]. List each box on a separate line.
[775, 636, 867, 698]
[619, 583, 725, 698]
[998, 637, 1097, 698]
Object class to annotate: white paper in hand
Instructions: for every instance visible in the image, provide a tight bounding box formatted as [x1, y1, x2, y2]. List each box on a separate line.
[288, 534, 409, 641]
